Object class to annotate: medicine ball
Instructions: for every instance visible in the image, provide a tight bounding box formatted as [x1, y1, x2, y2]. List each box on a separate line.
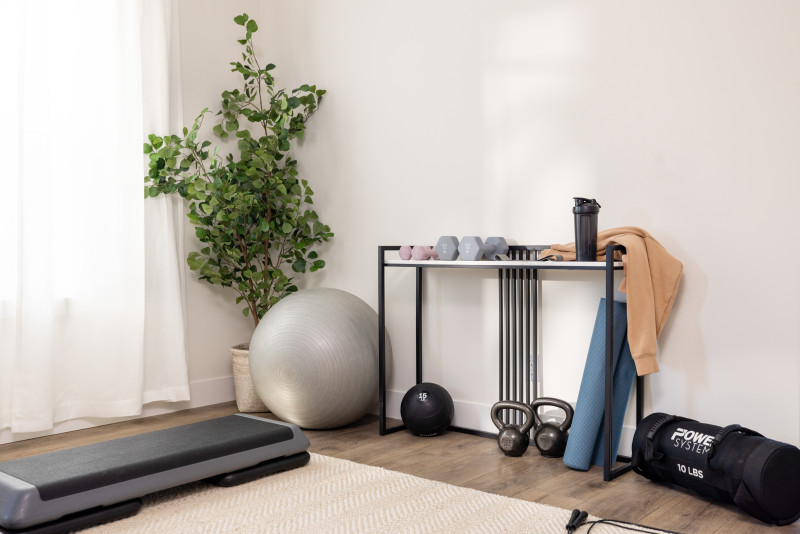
[400, 382, 454, 436]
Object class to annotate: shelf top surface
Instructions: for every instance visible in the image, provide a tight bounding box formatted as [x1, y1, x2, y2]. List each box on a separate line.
[383, 259, 623, 270]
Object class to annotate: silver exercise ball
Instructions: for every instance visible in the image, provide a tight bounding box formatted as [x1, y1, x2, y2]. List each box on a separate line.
[249, 288, 392, 429]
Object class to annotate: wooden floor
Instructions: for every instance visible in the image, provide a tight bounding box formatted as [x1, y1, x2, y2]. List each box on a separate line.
[1, 403, 796, 534]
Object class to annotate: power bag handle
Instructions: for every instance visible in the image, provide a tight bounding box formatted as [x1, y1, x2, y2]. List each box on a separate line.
[642, 414, 693, 462]
[705, 424, 763, 469]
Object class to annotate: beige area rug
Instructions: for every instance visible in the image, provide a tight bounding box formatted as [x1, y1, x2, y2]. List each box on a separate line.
[85, 453, 645, 533]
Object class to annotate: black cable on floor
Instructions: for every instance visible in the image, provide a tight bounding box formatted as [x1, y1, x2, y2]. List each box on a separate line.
[566, 508, 683, 534]
[584, 518, 682, 533]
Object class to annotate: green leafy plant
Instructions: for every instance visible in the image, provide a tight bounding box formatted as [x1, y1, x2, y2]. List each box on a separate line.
[144, 13, 332, 327]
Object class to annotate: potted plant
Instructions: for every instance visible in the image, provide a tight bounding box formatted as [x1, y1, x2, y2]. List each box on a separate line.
[143, 13, 333, 411]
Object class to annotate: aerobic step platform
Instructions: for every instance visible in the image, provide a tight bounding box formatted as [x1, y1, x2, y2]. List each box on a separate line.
[0, 414, 310, 533]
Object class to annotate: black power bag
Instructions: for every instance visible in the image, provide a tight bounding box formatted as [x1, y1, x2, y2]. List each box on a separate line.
[631, 412, 800, 525]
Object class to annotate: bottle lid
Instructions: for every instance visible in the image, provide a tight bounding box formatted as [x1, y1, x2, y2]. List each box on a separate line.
[573, 197, 601, 214]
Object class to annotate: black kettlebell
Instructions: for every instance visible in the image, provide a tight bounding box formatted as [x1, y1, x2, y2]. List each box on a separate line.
[490, 401, 535, 457]
[530, 397, 574, 458]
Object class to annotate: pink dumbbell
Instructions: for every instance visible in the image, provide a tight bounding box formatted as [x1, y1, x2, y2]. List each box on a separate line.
[412, 246, 434, 260]
[399, 245, 440, 260]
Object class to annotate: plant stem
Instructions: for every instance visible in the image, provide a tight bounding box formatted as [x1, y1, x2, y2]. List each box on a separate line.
[250, 302, 259, 328]
[235, 232, 260, 324]
[246, 36, 270, 140]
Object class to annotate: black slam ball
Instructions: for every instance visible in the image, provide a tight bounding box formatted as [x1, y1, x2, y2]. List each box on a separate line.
[400, 382, 454, 436]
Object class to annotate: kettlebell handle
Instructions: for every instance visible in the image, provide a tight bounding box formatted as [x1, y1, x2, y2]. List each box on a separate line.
[491, 401, 535, 434]
[531, 397, 574, 432]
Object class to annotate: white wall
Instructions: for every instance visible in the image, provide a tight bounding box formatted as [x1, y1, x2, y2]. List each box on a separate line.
[176, 0, 264, 406]
[178, 1, 800, 447]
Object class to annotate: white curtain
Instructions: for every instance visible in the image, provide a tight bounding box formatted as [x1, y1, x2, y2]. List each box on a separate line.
[0, 0, 189, 435]
[140, 1, 190, 405]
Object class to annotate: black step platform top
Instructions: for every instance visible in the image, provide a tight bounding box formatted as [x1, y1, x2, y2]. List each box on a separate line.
[0, 415, 291, 501]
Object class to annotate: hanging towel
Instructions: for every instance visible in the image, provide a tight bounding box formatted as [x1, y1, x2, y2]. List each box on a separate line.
[589, 338, 636, 468]
[563, 298, 628, 471]
[542, 227, 683, 375]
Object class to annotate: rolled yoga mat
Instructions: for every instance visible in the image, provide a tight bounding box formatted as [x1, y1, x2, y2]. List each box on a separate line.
[589, 338, 636, 467]
[563, 298, 632, 471]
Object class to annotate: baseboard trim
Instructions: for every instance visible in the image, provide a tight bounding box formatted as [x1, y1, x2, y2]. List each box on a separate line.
[186, 375, 236, 408]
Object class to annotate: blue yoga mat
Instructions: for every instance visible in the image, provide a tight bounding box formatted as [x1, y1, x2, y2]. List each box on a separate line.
[590, 338, 636, 467]
[562, 299, 629, 471]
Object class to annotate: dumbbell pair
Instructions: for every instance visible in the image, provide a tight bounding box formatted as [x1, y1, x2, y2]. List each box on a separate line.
[398, 245, 438, 261]
[398, 236, 510, 261]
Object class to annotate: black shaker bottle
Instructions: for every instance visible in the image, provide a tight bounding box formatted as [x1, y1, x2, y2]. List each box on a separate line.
[573, 197, 601, 261]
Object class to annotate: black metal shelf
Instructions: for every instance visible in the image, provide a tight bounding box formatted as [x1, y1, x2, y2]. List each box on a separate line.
[378, 244, 644, 481]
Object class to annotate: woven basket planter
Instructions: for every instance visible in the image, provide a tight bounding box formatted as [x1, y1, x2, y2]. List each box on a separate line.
[230, 343, 268, 413]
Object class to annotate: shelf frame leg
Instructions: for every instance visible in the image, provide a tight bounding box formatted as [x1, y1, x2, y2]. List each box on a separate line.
[604, 244, 637, 481]
[378, 246, 405, 435]
[415, 266, 423, 384]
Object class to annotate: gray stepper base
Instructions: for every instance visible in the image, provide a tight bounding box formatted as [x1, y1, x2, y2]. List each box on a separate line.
[0, 414, 309, 531]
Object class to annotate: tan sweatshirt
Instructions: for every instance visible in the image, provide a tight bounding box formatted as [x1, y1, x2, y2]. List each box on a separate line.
[543, 227, 683, 376]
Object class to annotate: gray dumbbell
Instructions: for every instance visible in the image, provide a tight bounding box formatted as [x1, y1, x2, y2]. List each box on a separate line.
[458, 236, 485, 261]
[484, 237, 509, 260]
[436, 236, 459, 261]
